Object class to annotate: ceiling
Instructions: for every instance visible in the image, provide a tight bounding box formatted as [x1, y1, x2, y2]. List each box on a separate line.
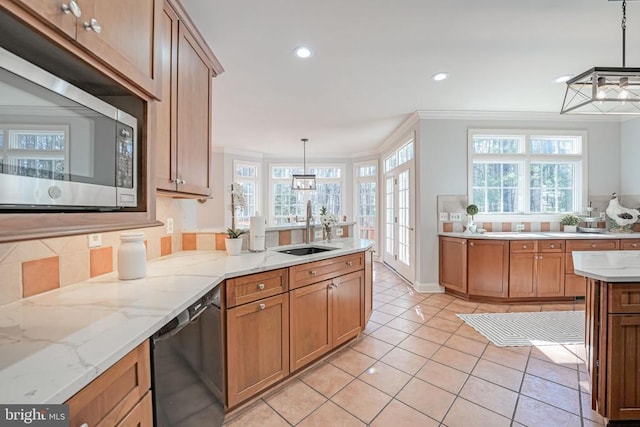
[181, 0, 638, 157]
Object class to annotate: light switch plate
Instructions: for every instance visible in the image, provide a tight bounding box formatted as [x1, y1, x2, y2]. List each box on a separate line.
[165, 217, 174, 234]
[450, 212, 463, 222]
[335, 227, 344, 236]
[439, 212, 449, 221]
[88, 233, 102, 248]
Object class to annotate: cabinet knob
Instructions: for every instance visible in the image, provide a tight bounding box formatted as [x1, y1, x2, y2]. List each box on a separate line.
[258, 303, 266, 310]
[522, 245, 527, 249]
[591, 244, 597, 248]
[79, 424, 88, 427]
[257, 283, 265, 290]
[346, 261, 353, 266]
[83, 18, 102, 33]
[61, 0, 81, 17]
[633, 243, 638, 247]
[469, 242, 474, 246]
[310, 270, 317, 275]
[550, 244, 555, 248]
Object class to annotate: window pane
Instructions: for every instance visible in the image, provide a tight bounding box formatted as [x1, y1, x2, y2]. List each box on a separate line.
[503, 189, 517, 213]
[530, 136, 581, 155]
[529, 162, 575, 213]
[9, 130, 65, 151]
[472, 136, 523, 154]
[235, 164, 256, 178]
[472, 161, 519, 213]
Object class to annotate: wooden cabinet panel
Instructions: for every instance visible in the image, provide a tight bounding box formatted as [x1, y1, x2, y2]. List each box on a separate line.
[332, 271, 364, 347]
[468, 239, 509, 298]
[509, 250, 564, 298]
[226, 268, 288, 307]
[13, 0, 77, 38]
[289, 253, 364, 290]
[565, 239, 620, 274]
[509, 252, 536, 297]
[539, 240, 563, 252]
[622, 239, 640, 250]
[115, 391, 153, 427]
[609, 283, 640, 314]
[290, 281, 331, 372]
[536, 252, 564, 297]
[439, 237, 467, 293]
[363, 250, 373, 325]
[510, 240, 537, 253]
[226, 293, 289, 408]
[607, 314, 640, 420]
[565, 274, 586, 297]
[66, 341, 151, 427]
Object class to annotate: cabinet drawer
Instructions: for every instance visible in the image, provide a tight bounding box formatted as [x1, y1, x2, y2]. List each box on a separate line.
[226, 268, 288, 307]
[539, 240, 564, 252]
[566, 239, 619, 252]
[66, 340, 151, 427]
[608, 283, 640, 313]
[621, 239, 640, 250]
[289, 253, 364, 290]
[510, 240, 537, 253]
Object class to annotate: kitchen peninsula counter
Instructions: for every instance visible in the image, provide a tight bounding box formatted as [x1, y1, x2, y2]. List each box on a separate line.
[0, 239, 373, 405]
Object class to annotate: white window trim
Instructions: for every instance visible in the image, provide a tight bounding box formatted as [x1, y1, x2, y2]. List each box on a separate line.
[268, 163, 345, 226]
[467, 128, 588, 222]
[232, 159, 261, 221]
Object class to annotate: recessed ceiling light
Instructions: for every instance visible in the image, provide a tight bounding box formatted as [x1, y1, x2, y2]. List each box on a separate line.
[432, 72, 449, 81]
[554, 74, 574, 83]
[294, 46, 313, 58]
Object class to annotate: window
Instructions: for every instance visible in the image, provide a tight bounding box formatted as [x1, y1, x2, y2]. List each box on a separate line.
[233, 160, 260, 227]
[269, 164, 343, 225]
[0, 126, 69, 179]
[468, 130, 586, 215]
[384, 140, 414, 173]
[355, 161, 377, 242]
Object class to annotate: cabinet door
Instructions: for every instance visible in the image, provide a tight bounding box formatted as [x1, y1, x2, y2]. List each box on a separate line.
[290, 280, 332, 372]
[363, 250, 373, 326]
[75, 0, 161, 97]
[115, 391, 153, 427]
[565, 274, 587, 297]
[439, 237, 467, 293]
[536, 252, 564, 297]
[226, 294, 289, 408]
[332, 271, 364, 347]
[155, 1, 179, 192]
[467, 240, 509, 298]
[607, 314, 640, 420]
[175, 21, 212, 196]
[13, 0, 77, 38]
[509, 253, 536, 297]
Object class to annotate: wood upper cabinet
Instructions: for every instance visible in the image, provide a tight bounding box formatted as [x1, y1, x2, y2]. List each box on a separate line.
[467, 239, 509, 298]
[509, 240, 564, 298]
[226, 293, 289, 408]
[156, 0, 223, 197]
[439, 237, 467, 293]
[11, 0, 162, 97]
[66, 340, 152, 427]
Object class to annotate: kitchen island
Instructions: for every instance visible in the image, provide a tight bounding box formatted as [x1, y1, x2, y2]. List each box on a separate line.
[0, 238, 373, 411]
[573, 250, 640, 426]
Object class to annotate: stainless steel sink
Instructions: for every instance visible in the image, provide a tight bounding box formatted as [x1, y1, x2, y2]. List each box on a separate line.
[276, 245, 336, 256]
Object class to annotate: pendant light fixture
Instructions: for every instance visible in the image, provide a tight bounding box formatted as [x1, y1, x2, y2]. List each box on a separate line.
[561, 0, 640, 114]
[291, 138, 317, 190]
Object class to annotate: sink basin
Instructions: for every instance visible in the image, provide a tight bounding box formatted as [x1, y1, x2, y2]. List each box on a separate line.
[277, 245, 336, 256]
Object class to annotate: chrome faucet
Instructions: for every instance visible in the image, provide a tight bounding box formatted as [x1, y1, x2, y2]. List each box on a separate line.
[305, 200, 313, 243]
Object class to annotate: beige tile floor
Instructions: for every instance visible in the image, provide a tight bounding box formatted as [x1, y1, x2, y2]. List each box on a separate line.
[223, 262, 601, 427]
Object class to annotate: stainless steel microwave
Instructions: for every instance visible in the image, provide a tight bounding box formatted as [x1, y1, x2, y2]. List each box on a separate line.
[0, 47, 137, 210]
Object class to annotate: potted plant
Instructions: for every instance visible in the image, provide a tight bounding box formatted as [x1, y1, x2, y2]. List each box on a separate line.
[319, 206, 339, 242]
[561, 213, 580, 233]
[225, 228, 247, 256]
[466, 204, 479, 233]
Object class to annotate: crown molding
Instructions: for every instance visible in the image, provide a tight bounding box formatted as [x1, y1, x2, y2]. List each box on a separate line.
[377, 112, 420, 154]
[416, 110, 627, 122]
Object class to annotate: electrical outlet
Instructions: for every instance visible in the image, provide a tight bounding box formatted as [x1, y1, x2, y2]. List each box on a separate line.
[516, 223, 525, 232]
[88, 233, 102, 248]
[165, 217, 174, 234]
[335, 227, 344, 236]
[439, 212, 449, 222]
[314, 230, 323, 239]
[450, 212, 463, 222]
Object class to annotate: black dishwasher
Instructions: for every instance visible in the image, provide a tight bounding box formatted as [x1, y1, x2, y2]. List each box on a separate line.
[151, 285, 224, 427]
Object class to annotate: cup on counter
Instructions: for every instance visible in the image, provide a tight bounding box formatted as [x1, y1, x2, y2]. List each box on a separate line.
[118, 232, 147, 280]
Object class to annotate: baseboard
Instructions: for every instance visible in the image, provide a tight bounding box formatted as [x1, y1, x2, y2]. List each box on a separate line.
[412, 281, 445, 294]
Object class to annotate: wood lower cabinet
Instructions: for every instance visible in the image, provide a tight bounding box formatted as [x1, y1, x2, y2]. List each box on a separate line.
[565, 239, 619, 297]
[66, 340, 152, 427]
[156, 0, 223, 197]
[439, 237, 467, 293]
[509, 240, 564, 298]
[467, 239, 509, 298]
[363, 249, 373, 325]
[587, 280, 640, 423]
[226, 293, 289, 408]
[9, 0, 162, 97]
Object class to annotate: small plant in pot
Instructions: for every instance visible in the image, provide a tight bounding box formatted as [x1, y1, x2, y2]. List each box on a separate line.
[466, 204, 479, 233]
[561, 213, 580, 233]
[225, 228, 247, 256]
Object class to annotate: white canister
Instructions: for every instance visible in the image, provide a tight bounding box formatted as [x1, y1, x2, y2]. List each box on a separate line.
[118, 232, 146, 280]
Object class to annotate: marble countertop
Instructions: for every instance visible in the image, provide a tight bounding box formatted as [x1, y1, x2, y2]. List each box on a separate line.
[573, 250, 640, 282]
[440, 231, 640, 240]
[0, 238, 372, 404]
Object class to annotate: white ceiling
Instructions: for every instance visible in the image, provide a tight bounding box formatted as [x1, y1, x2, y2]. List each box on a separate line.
[181, 0, 638, 157]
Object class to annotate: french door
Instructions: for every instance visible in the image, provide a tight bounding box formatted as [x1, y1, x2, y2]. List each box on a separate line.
[384, 162, 415, 282]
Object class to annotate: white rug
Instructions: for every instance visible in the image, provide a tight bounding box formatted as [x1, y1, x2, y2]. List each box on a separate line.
[456, 311, 585, 347]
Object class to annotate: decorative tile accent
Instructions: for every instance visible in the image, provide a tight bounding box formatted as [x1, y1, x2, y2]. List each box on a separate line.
[279, 230, 292, 246]
[502, 222, 512, 232]
[483, 223, 493, 232]
[523, 222, 531, 232]
[541, 222, 551, 232]
[443, 223, 453, 232]
[215, 233, 226, 251]
[342, 226, 349, 238]
[90, 247, 113, 278]
[182, 233, 196, 250]
[23, 256, 60, 297]
[160, 236, 172, 256]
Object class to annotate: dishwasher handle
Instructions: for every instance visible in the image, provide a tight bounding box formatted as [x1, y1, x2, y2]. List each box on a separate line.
[153, 309, 190, 343]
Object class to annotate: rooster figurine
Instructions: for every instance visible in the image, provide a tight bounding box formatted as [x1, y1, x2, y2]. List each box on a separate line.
[606, 193, 640, 232]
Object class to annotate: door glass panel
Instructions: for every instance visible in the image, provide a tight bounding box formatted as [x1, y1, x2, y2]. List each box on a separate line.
[398, 170, 410, 265]
[385, 176, 394, 255]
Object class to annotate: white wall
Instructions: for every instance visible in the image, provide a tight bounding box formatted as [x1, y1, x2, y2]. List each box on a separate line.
[621, 118, 640, 195]
[416, 116, 622, 285]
